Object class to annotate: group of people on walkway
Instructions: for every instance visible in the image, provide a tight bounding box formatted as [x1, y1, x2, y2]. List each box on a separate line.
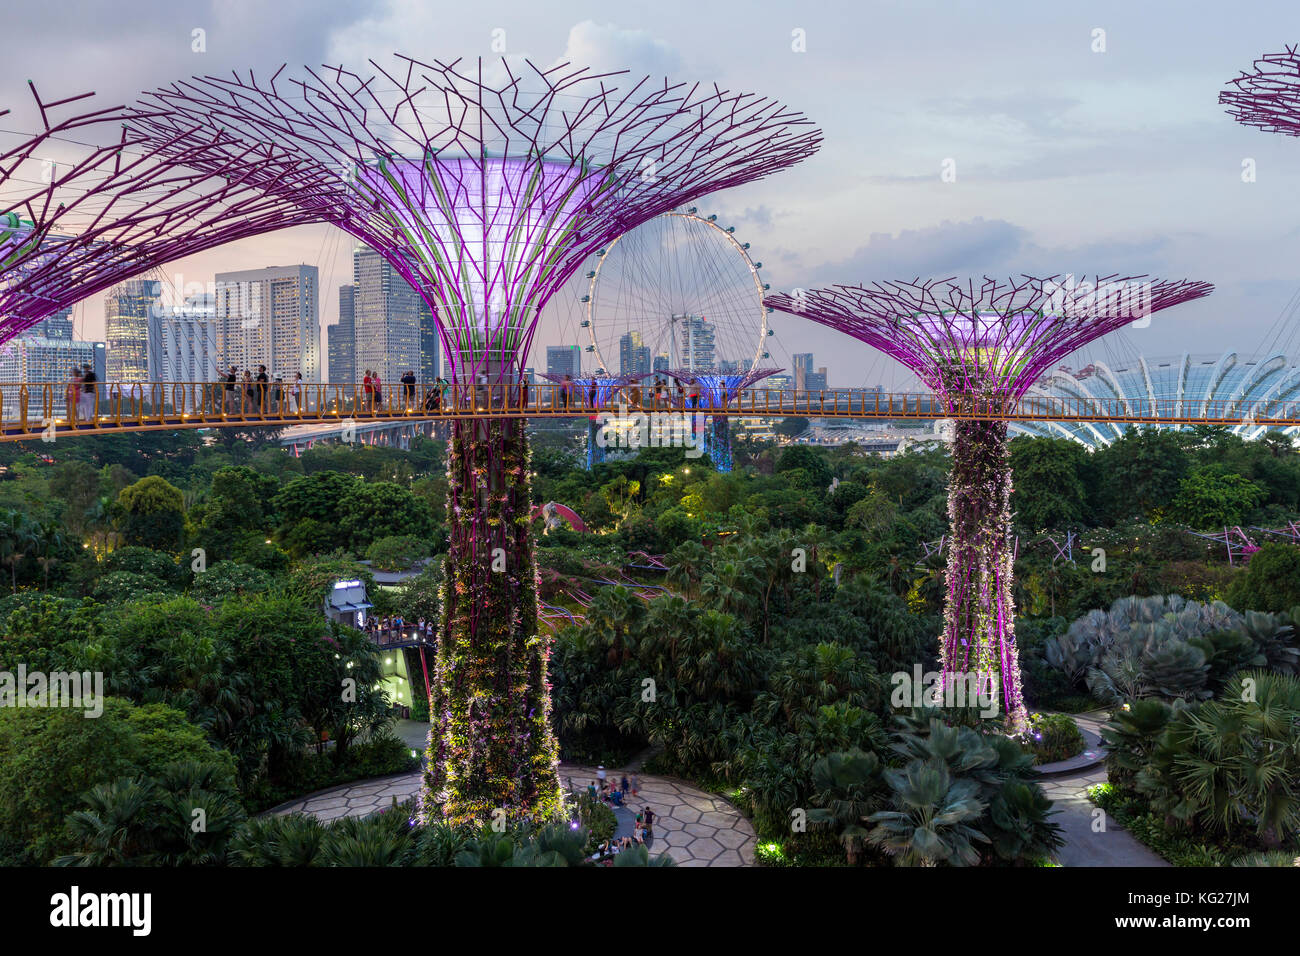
[584, 766, 656, 861]
[221, 365, 305, 416]
[553, 374, 704, 411]
[363, 615, 435, 642]
[63, 364, 99, 422]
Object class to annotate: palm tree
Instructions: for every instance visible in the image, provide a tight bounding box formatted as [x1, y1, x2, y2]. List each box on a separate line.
[665, 540, 709, 599]
[867, 761, 989, 866]
[0, 509, 38, 592]
[35, 521, 66, 590]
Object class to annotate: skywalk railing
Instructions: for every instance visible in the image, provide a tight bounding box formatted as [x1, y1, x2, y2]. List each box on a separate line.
[1, 381, 1298, 440]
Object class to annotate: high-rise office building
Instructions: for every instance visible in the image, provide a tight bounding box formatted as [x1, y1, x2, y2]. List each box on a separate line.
[104, 279, 162, 383]
[328, 285, 356, 384]
[351, 245, 420, 385]
[214, 265, 319, 380]
[653, 353, 670, 373]
[418, 298, 440, 384]
[28, 308, 74, 340]
[148, 293, 218, 383]
[0, 307, 105, 418]
[546, 344, 581, 379]
[675, 315, 715, 370]
[805, 367, 828, 392]
[618, 330, 651, 377]
[792, 352, 814, 391]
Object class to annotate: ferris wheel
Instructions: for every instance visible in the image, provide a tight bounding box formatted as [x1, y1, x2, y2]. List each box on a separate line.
[582, 207, 773, 379]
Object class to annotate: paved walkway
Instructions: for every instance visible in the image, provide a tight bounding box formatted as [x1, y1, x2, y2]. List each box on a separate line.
[1041, 712, 1168, 867]
[275, 753, 757, 867]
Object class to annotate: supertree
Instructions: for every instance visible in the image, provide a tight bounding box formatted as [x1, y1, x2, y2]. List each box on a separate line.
[663, 366, 782, 471]
[768, 275, 1212, 723]
[119, 56, 820, 823]
[1220, 46, 1300, 136]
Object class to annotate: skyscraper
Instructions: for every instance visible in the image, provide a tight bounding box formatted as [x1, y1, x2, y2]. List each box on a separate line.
[104, 279, 162, 383]
[214, 265, 320, 380]
[28, 308, 74, 340]
[352, 244, 420, 385]
[674, 315, 715, 370]
[792, 352, 814, 391]
[419, 297, 440, 384]
[0, 307, 104, 418]
[546, 344, 581, 379]
[328, 285, 356, 384]
[148, 293, 219, 383]
[618, 330, 651, 377]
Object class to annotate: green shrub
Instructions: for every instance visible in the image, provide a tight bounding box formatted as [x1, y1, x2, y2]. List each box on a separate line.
[365, 535, 428, 572]
[1018, 713, 1084, 764]
[0, 698, 235, 864]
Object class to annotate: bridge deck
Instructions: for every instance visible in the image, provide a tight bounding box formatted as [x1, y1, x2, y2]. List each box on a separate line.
[3, 381, 1297, 441]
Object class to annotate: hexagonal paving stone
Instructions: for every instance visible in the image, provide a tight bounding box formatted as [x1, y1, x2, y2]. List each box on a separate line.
[714, 828, 749, 850]
[687, 837, 724, 860]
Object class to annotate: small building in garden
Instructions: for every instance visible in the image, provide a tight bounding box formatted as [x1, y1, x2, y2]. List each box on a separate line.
[325, 578, 373, 628]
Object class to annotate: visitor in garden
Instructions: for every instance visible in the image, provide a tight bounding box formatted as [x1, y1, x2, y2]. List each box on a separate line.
[242, 370, 255, 412]
[561, 373, 574, 409]
[256, 365, 269, 413]
[290, 372, 303, 414]
[620, 773, 629, 793]
[642, 806, 655, 834]
[224, 366, 237, 413]
[596, 766, 606, 790]
[688, 381, 700, 409]
[372, 371, 383, 408]
[79, 363, 97, 421]
[363, 370, 374, 410]
[65, 367, 81, 423]
[402, 370, 417, 409]
[629, 772, 638, 796]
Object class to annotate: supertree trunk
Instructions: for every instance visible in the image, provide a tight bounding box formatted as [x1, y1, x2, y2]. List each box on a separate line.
[707, 416, 732, 472]
[586, 418, 605, 470]
[943, 418, 1025, 725]
[423, 416, 562, 824]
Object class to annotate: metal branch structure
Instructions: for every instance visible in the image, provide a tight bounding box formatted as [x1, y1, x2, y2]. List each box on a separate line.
[1220, 45, 1300, 136]
[664, 366, 782, 470]
[1, 86, 329, 342]
[769, 275, 1212, 723]
[97, 55, 820, 824]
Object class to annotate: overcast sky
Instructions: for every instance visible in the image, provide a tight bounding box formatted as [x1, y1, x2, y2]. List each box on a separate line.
[5, 0, 1300, 386]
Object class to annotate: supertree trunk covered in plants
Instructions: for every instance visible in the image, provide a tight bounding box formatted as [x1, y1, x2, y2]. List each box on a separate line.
[768, 276, 1213, 726]
[21, 56, 819, 822]
[706, 416, 733, 472]
[427, 416, 562, 822]
[945, 417, 1021, 717]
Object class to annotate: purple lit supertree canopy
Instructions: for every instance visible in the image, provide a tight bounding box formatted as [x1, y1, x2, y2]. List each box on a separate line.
[1220, 46, 1300, 136]
[1, 86, 330, 343]
[768, 275, 1212, 723]
[106, 56, 819, 823]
